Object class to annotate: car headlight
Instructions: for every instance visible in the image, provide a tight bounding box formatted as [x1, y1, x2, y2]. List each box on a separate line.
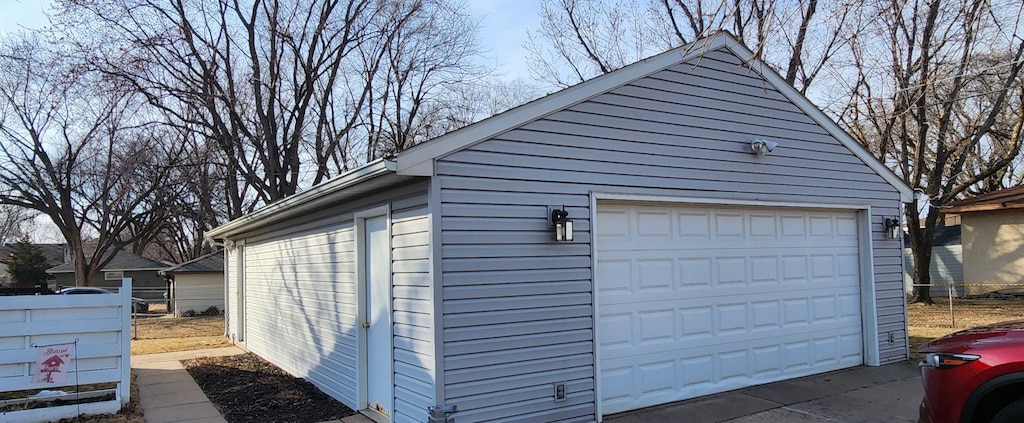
[920, 352, 981, 368]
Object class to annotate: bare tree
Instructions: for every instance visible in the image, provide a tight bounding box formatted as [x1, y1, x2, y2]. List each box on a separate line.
[54, 0, 489, 219]
[525, 0, 860, 93]
[0, 34, 186, 286]
[840, 0, 1024, 303]
[361, 0, 487, 159]
[133, 137, 232, 263]
[0, 204, 36, 246]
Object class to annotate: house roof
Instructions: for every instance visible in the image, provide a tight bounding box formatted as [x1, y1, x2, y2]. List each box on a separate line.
[206, 159, 414, 239]
[945, 186, 1024, 213]
[394, 31, 913, 201]
[0, 243, 65, 266]
[904, 225, 961, 246]
[46, 250, 169, 274]
[207, 32, 914, 240]
[160, 250, 224, 275]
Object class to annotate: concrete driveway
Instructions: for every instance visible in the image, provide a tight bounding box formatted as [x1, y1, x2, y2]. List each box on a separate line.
[605, 361, 922, 422]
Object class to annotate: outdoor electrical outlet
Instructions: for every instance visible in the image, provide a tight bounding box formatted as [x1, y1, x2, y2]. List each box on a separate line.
[554, 382, 567, 402]
[888, 331, 895, 344]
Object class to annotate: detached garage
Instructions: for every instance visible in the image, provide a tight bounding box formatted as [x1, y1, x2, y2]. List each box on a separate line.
[207, 32, 912, 423]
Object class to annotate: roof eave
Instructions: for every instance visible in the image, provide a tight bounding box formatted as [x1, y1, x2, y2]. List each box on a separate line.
[206, 159, 398, 239]
[45, 266, 166, 274]
[945, 202, 1024, 213]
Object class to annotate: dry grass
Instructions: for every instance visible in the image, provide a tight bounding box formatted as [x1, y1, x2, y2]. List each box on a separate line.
[907, 298, 1024, 359]
[129, 316, 231, 355]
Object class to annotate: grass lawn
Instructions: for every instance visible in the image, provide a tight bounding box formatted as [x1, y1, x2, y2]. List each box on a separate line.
[130, 316, 230, 355]
[907, 298, 1024, 359]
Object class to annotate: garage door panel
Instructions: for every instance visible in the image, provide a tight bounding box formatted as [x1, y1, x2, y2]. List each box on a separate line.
[599, 317, 862, 361]
[601, 329, 863, 371]
[599, 206, 858, 244]
[600, 331, 863, 413]
[597, 203, 864, 415]
[598, 283, 861, 307]
[597, 249, 859, 289]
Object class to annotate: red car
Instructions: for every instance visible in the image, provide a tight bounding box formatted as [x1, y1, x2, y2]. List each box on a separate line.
[919, 320, 1024, 423]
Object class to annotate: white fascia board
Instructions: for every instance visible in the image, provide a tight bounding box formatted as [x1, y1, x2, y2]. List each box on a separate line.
[395, 34, 732, 176]
[205, 159, 397, 239]
[718, 37, 915, 203]
[103, 268, 165, 272]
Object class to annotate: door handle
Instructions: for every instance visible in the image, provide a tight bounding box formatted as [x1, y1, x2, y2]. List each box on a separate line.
[362, 321, 370, 328]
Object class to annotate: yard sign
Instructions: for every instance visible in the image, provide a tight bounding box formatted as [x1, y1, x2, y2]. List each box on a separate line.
[31, 342, 75, 384]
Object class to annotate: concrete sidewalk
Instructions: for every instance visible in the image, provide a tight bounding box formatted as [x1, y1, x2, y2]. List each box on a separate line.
[606, 361, 923, 422]
[132, 346, 246, 423]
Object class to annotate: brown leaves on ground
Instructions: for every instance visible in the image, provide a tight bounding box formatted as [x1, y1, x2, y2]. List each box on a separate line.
[183, 353, 355, 423]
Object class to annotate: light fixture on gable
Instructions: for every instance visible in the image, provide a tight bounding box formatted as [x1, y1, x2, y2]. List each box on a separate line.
[750, 138, 778, 156]
[550, 206, 574, 242]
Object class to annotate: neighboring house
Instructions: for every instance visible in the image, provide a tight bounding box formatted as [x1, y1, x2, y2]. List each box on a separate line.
[46, 250, 169, 299]
[160, 250, 225, 317]
[0, 243, 66, 287]
[903, 225, 964, 297]
[946, 186, 1024, 296]
[207, 32, 913, 423]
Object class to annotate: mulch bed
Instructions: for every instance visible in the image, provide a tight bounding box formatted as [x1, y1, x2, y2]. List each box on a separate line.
[183, 353, 355, 423]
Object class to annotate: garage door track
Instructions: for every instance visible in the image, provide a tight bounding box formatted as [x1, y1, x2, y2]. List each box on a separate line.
[605, 361, 922, 422]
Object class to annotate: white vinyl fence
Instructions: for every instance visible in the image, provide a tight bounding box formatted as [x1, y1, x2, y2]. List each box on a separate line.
[0, 279, 132, 422]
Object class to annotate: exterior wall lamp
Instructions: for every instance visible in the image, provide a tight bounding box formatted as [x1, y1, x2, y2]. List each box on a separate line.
[550, 206, 574, 242]
[750, 138, 778, 156]
[885, 216, 901, 240]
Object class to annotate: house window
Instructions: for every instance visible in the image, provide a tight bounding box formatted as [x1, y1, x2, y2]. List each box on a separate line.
[105, 271, 124, 281]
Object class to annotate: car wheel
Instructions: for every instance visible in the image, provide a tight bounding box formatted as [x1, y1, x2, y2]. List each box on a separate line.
[992, 399, 1024, 423]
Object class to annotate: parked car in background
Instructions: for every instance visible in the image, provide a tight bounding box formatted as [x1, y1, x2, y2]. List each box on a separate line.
[919, 320, 1024, 423]
[58, 287, 149, 313]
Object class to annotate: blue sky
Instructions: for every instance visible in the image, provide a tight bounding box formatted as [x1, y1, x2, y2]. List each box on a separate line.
[0, 0, 544, 81]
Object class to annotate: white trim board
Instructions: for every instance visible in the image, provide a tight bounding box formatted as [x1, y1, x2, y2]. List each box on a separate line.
[593, 192, 871, 211]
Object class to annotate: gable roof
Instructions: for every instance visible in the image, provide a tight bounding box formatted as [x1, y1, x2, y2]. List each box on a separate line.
[945, 186, 1024, 213]
[207, 32, 914, 240]
[206, 159, 411, 239]
[160, 250, 224, 275]
[46, 250, 169, 274]
[395, 31, 913, 201]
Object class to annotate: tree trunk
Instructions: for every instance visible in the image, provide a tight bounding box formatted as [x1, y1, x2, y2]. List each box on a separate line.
[909, 206, 941, 305]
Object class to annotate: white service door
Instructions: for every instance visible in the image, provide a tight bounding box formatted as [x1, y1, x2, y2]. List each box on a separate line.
[596, 203, 864, 415]
[365, 215, 392, 420]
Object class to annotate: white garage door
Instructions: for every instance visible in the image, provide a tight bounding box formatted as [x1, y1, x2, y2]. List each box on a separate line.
[596, 203, 864, 415]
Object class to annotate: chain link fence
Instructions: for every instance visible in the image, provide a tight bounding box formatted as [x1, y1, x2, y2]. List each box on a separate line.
[129, 296, 225, 341]
[909, 283, 1024, 329]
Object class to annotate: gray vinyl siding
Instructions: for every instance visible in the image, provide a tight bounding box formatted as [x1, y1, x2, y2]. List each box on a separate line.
[230, 181, 432, 418]
[437, 47, 906, 420]
[391, 195, 435, 423]
[904, 245, 964, 296]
